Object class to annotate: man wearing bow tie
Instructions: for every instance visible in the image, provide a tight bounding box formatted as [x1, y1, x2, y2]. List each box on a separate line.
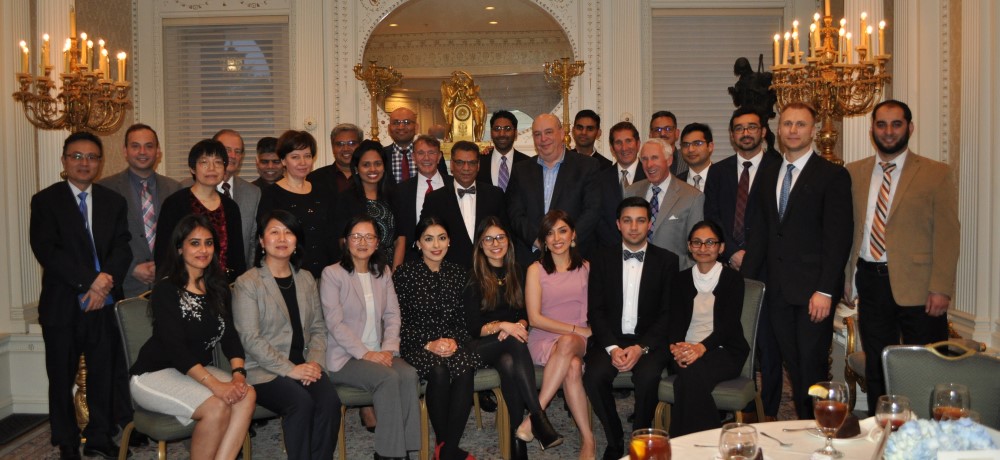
[583, 196, 677, 460]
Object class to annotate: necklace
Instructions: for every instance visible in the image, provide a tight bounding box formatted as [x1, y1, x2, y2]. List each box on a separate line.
[497, 275, 506, 287]
[275, 276, 294, 290]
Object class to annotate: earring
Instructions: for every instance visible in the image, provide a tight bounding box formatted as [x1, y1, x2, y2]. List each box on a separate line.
[571, 240, 577, 248]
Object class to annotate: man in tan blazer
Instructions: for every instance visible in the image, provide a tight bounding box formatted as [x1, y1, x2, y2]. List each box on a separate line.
[845, 99, 960, 415]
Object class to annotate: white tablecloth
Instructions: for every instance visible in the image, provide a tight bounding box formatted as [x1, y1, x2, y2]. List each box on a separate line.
[666, 419, 880, 460]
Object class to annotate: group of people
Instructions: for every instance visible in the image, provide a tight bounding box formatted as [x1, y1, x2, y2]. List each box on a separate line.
[30, 97, 958, 460]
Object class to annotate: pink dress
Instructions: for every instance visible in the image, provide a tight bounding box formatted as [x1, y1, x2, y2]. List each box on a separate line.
[527, 262, 590, 366]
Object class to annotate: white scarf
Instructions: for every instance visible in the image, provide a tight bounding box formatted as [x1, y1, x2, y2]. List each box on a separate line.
[692, 261, 723, 293]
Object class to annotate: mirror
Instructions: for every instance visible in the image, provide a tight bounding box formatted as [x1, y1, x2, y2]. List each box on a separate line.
[363, 0, 572, 140]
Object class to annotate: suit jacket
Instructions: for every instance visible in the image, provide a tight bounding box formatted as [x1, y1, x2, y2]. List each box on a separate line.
[571, 149, 614, 170]
[421, 180, 507, 268]
[595, 164, 647, 249]
[625, 177, 704, 270]
[233, 264, 328, 385]
[506, 150, 602, 262]
[741, 152, 853, 305]
[181, 176, 260, 268]
[155, 187, 247, 280]
[588, 244, 678, 351]
[477, 148, 531, 187]
[392, 174, 453, 261]
[319, 264, 401, 372]
[667, 265, 749, 364]
[703, 149, 782, 261]
[845, 152, 959, 305]
[99, 170, 182, 297]
[30, 182, 132, 327]
[384, 144, 449, 184]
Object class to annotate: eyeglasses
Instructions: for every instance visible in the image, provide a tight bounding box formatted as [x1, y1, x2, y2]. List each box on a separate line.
[491, 125, 515, 133]
[482, 234, 508, 245]
[688, 239, 720, 249]
[197, 158, 226, 168]
[680, 140, 708, 149]
[732, 124, 761, 134]
[348, 233, 377, 243]
[651, 126, 676, 135]
[334, 140, 359, 148]
[452, 159, 480, 168]
[390, 119, 414, 126]
[64, 153, 102, 161]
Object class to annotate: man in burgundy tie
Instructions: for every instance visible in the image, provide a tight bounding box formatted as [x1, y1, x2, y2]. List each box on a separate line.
[392, 135, 452, 263]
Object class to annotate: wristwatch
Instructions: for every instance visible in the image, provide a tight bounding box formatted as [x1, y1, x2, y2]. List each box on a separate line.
[231, 367, 247, 378]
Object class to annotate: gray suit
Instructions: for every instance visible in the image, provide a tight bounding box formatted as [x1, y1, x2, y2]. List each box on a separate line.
[625, 176, 704, 270]
[99, 170, 182, 297]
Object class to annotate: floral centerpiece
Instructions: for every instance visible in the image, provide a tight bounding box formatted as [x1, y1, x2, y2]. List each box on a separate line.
[884, 418, 997, 460]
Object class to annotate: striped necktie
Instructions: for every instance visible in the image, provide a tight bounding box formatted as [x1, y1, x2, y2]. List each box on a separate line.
[869, 162, 897, 260]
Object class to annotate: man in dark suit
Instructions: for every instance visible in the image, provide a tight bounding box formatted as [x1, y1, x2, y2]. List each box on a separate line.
[393, 135, 452, 262]
[595, 121, 646, 249]
[251, 136, 282, 187]
[384, 107, 448, 184]
[478, 110, 530, 192]
[422, 141, 506, 268]
[702, 107, 782, 420]
[649, 111, 687, 177]
[741, 102, 853, 419]
[31, 132, 132, 460]
[570, 109, 613, 170]
[506, 114, 601, 262]
[676, 123, 714, 192]
[212, 129, 261, 266]
[584, 196, 676, 460]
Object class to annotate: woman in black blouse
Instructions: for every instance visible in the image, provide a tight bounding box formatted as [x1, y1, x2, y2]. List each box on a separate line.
[464, 217, 562, 459]
[396, 216, 479, 460]
[130, 214, 256, 460]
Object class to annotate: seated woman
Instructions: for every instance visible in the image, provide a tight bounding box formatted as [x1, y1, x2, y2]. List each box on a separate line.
[464, 217, 563, 459]
[156, 139, 246, 282]
[525, 211, 596, 460]
[233, 210, 341, 458]
[396, 217, 480, 460]
[667, 220, 749, 436]
[130, 214, 256, 460]
[322, 215, 421, 460]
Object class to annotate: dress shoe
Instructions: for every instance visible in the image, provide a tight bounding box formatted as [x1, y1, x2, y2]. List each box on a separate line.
[59, 445, 81, 460]
[127, 431, 150, 447]
[83, 441, 130, 459]
[477, 390, 497, 413]
[514, 417, 533, 442]
[601, 443, 624, 460]
[530, 411, 563, 450]
[510, 437, 528, 460]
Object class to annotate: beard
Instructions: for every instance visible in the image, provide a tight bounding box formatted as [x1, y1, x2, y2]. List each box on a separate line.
[735, 134, 763, 153]
[872, 128, 910, 155]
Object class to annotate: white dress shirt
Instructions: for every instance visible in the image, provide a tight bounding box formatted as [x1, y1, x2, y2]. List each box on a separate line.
[859, 150, 909, 262]
[774, 151, 815, 209]
[415, 171, 446, 219]
[616, 162, 640, 188]
[607, 243, 647, 353]
[686, 163, 712, 191]
[68, 182, 94, 239]
[453, 183, 478, 240]
[734, 148, 766, 190]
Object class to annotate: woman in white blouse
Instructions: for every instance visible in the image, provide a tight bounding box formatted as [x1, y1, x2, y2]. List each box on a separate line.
[666, 220, 749, 436]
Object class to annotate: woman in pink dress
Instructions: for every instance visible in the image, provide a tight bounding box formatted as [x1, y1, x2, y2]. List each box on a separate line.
[525, 210, 595, 460]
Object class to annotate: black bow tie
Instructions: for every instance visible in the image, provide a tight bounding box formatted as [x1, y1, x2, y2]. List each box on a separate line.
[458, 186, 477, 198]
[623, 250, 645, 262]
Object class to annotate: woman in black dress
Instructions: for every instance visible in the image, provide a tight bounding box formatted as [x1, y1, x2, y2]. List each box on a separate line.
[464, 217, 562, 459]
[396, 216, 480, 460]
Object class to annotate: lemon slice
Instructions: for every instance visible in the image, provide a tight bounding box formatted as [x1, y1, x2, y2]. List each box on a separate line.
[808, 384, 829, 398]
[629, 439, 647, 459]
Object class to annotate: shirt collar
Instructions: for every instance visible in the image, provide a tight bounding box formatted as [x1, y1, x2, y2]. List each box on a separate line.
[537, 150, 566, 169]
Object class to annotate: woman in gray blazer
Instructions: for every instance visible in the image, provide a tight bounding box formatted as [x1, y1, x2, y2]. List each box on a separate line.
[321, 214, 421, 460]
[233, 210, 341, 459]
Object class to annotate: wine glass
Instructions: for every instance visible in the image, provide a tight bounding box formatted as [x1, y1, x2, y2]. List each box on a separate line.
[718, 423, 758, 460]
[932, 383, 970, 420]
[811, 381, 850, 458]
[628, 428, 670, 460]
[875, 394, 910, 434]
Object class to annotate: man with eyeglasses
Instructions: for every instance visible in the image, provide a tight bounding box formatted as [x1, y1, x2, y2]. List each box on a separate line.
[384, 107, 448, 184]
[422, 140, 506, 268]
[251, 136, 282, 187]
[570, 109, 613, 170]
[478, 110, 530, 192]
[676, 123, 715, 192]
[31, 131, 133, 460]
[702, 107, 782, 422]
[309, 123, 363, 196]
[394, 135, 453, 262]
[649, 111, 688, 177]
[211, 128, 261, 267]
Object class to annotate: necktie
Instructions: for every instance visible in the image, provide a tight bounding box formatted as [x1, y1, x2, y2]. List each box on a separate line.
[222, 181, 232, 199]
[648, 185, 662, 240]
[778, 164, 795, 220]
[623, 249, 645, 262]
[620, 169, 630, 189]
[399, 146, 411, 181]
[869, 162, 897, 260]
[693, 174, 702, 191]
[78, 192, 100, 271]
[425, 179, 433, 196]
[140, 179, 156, 252]
[458, 186, 477, 198]
[498, 155, 510, 191]
[732, 161, 752, 246]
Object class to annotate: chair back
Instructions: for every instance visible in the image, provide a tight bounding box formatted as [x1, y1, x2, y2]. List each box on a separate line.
[739, 279, 766, 380]
[883, 342, 1000, 429]
[114, 296, 153, 367]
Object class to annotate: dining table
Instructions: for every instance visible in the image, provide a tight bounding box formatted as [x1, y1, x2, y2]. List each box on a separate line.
[661, 418, 882, 459]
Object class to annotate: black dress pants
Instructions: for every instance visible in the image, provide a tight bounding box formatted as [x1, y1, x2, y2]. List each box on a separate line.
[669, 347, 742, 436]
[583, 343, 669, 450]
[254, 374, 341, 459]
[768, 291, 835, 420]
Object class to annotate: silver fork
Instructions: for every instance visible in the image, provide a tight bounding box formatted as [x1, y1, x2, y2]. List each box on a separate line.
[782, 426, 816, 432]
[761, 432, 793, 447]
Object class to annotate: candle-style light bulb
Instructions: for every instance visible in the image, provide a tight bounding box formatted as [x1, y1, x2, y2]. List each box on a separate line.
[773, 34, 781, 66]
[840, 18, 847, 28]
[814, 13, 821, 22]
[878, 20, 887, 55]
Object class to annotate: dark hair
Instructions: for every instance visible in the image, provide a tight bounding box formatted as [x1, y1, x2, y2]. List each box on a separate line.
[574, 109, 601, 128]
[413, 215, 450, 252]
[537, 210, 584, 274]
[681, 122, 713, 143]
[165, 214, 231, 316]
[490, 110, 518, 130]
[123, 123, 159, 147]
[330, 123, 364, 144]
[339, 214, 387, 278]
[276, 130, 317, 160]
[255, 209, 305, 269]
[348, 140, 393, 201]
[649, 111, 677, 129]
[729, 106, 765, 131]
[616, 196, 651, 219]
[413, 134, 441, 151]
[451, 140, 480, 157]
[687, 219, 726, 244]
[471, 216, 524, 311]
[780, 102, 818, 121]
[256, 136, 278, 155]
[186, 139, 229, 170]
[608, 121, 640, 145]
[63, 131, 103, 157]
[872, 99, 913, 123]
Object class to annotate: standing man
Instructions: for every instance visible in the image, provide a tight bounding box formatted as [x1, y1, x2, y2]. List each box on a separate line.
[702, 107, 782, 421]
[385, 107, 447, 183]
[393, 135, 452, 264]
[570, 109, 613, 170]
[506, 113, 601, 262]
[625, 139, 703, 270]
[595, 122, 646, 249]
[422, 140, 506, 268]
[649, 111, 687, 177]
[31, 132, 132, 460]
[479, 110, 530, 192]
[845, 99, 958, 415]
[309, 123, 363, 196]
[212, 129, 261, 267]
[677, 123, 714, 192]
[251, 136, 282, 187]
[741, 102, 853, 420]
[584, 197, 676, 460]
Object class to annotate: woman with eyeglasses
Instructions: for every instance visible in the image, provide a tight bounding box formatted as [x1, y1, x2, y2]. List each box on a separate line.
[464, 217, 562, 459]
[321, 215, 421, 460]
[666, 220, 749, 436]
[156, 139, 246, 282]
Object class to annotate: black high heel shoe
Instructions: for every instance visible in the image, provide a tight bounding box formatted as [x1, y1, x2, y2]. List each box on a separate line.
[529, 410, 563, 450]
[510, 437, 528, 460]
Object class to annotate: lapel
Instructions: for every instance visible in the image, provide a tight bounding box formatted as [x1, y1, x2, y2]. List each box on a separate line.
[115, 173, 142, 217]
[348, 269, 369, 325]
[608, 251, 626, 318]
[780, 152, 818, 224]
[887, 153, 920, 222]
[445, 183, 475, 245]
[548, 151, 573, 209]
[61, 182, 93, 257]
[653, 178, 683, 237]
[259, 263, 292, 326]
[153, 174, 172, 213]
